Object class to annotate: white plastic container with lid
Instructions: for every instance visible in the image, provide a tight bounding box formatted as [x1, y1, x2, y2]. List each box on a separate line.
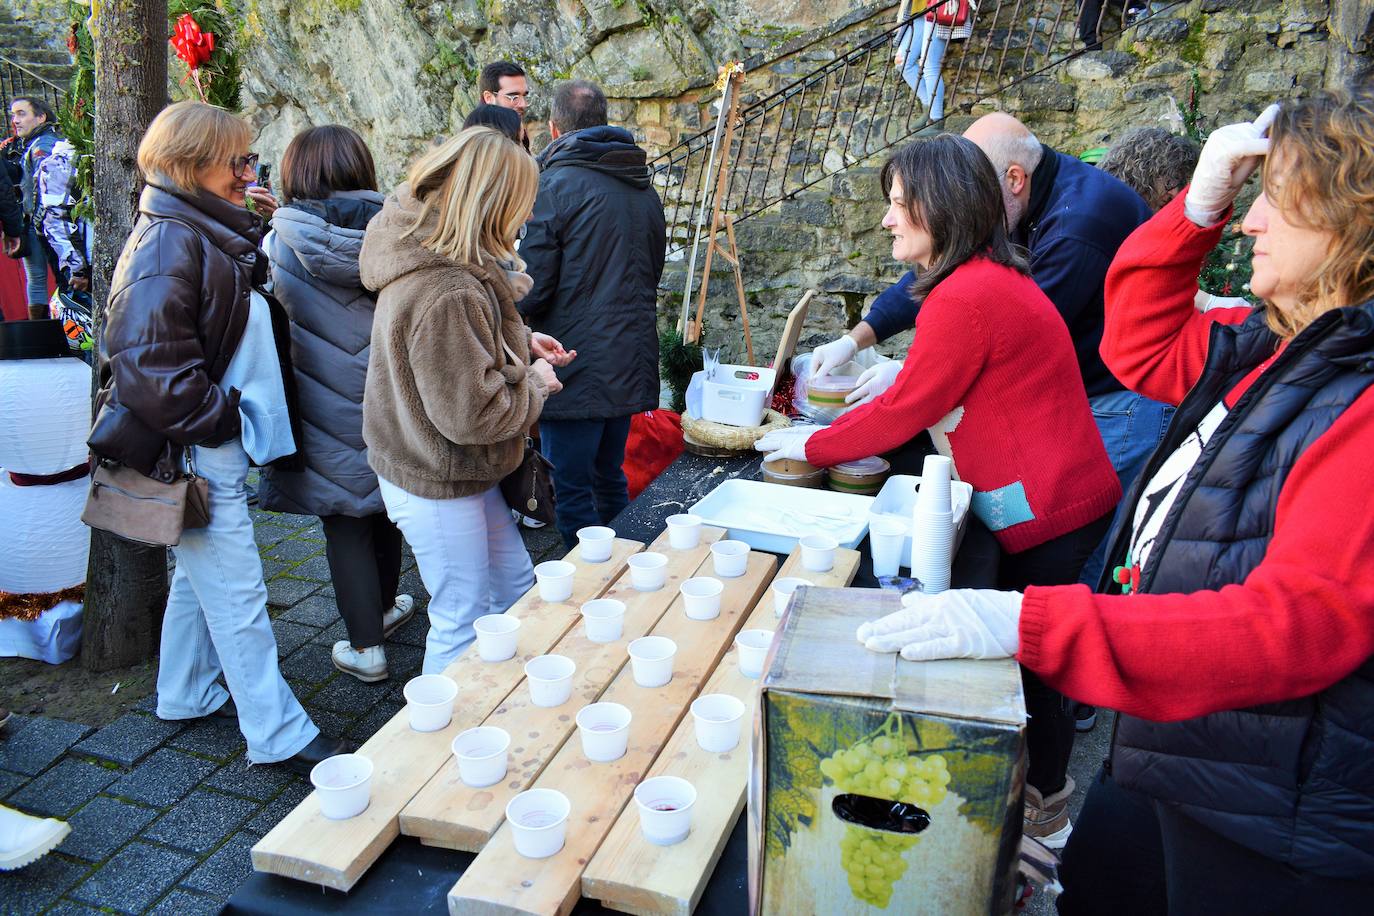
[693, 364, 777, 428]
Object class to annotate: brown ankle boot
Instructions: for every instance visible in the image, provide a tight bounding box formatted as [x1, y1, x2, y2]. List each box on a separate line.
[28, 304, 48, 320]
[1023, 775, 1075, 849]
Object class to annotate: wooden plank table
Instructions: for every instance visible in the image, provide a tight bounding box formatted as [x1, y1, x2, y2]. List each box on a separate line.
[400, 528, 725, 851]
[581, 547, 861, 915]
[250, 538, 644, 891]
[447, 549, 778, 916]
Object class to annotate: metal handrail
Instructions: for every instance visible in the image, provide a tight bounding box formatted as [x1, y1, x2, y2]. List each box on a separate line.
[653, 0, 1190, 258]
[0, 51, 67, 123]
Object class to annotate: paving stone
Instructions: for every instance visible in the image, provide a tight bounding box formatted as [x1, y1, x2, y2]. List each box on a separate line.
[307, 672, 390, 714]
[280, 643, 337, 683]
[109, 748, 218, 808]
[266, 511, 316, 530]
[69, 840, 197, 914]
[266, 536, 326, 563]
[345, 701, 404, 742]
[166, 717, 246, 762]
[398, 568, 426, 598]
[205, 755, 295, 802]
[73, 712, 182, 767]
[388, 613, 430, 648]
[252, 522, 293, 547]
[266, 577, 321, 609]
[8, 758, 118, 818]
[142, 788, 258, 854]
[0, 715, 93, 776]
[0, 854, 90, 914]
[288, 554, 334, 582]
[61, 796, 159, 862]
[309, 618, 350, 647]
[133, 694, 158, 712]
[271, 619, 316, 657]
[278, 594, 341, 628]
[149, 888, 224, 916]
[42, 900, 109, 915]
[385, 642, 425, 679]
[260, 557, 289, 580]
[302, 706, 351, 739]
[179, 830, 257, 898]
[244, 778, 310, 834]
[0, 767, 25, 800]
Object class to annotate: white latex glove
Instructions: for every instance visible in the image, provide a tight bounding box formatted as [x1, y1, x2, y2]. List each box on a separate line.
[846, 360, 903, 406]
[1184, 104, 1278, 227]
[754, 425, 820, 464]
[811, 335, 859, 380]
[855, 589, 1023, 661]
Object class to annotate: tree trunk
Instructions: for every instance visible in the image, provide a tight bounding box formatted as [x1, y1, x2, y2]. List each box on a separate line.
[82, 0, 170, 672]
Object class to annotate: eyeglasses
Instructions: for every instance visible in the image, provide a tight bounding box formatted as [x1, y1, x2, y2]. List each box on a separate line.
[229, 153, 260, 176]
[498, 91, 530, 104]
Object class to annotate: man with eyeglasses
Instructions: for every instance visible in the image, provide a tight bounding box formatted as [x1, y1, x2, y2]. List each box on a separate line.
[480, 61, 531, 150]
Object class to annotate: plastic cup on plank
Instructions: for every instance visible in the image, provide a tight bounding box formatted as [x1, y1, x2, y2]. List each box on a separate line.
[473, 614, 520, 662]
[735, 628, 774, 679]
[575, 701, 632, 762]
[711, 539, 750, 578]
[627, 636, 677, 687]
[577, 526, 616, 563]
[771, 576, 814, 617]
[868, 515, 908, 578]
[506, 788, 570, 859]
[580, 598, 626, 643]
[627, 552, 669, 591]
[634, 776, 697, 846]
[534, 560, 575, 602]
[310, 754, 373, 820]
[799, 535, 837, 572]
[690, 693, 746, 753]
[680, 577, 724, 620]
[665, 514, 702, 549]
[451, 726, 510, 788]
[524, 654, 576, 707]
[403, 674, 458, 732]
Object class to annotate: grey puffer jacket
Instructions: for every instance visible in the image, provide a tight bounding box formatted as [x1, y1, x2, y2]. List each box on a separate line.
[258, 190, 386, 517]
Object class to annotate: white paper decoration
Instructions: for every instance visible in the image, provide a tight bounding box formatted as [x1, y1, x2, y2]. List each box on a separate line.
[0, 357, 93, 474]
[0, 474, 90, 592]
[0, 598, 82, 663]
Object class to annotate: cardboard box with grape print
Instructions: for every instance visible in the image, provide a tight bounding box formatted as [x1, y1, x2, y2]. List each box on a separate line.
[747, 587, 1026, 915]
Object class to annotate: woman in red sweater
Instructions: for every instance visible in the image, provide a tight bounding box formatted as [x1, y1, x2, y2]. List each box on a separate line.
[859, 90, 1374, 911]
[756, 135, 1121, 845]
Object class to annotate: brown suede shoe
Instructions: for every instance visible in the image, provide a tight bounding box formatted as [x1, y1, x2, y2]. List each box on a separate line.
[1024, 775, 1075, 849]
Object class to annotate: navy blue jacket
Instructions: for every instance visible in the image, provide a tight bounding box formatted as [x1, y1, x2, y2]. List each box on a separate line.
[865, 148, 1151, 398]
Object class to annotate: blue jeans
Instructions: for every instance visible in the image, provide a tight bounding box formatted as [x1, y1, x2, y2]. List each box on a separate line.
[22, 223, 55, 307]
[156, 438, 320, 762]
[1078, 390, 1176, 587]
[540, 416, 633, 549]
[897, 19, 949, 120]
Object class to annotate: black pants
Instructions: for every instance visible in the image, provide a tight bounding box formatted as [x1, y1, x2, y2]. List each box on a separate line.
[1059, 765, 1374, 915]
[320, 512, 403, 649]
[1077, 0, 1124, 48]
[998, 511, 1112, 794]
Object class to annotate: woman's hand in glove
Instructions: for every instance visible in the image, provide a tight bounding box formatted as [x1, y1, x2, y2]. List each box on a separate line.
[846, 360, 903, 407]
[754, 425, 820, 464]
[811, 335, 859, 380]
[855, 589, 1023, 661]
[1184, 104, 1278, 227]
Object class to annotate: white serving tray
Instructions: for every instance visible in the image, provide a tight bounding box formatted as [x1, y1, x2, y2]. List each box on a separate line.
[688, 479, 874, 554]
[869, 474, 975, 570]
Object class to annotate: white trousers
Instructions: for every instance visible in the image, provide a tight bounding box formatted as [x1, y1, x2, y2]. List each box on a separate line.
[378, 479, 534, 675]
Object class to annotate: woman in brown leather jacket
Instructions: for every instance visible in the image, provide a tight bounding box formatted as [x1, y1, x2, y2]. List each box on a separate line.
[89, 101, 342, 773]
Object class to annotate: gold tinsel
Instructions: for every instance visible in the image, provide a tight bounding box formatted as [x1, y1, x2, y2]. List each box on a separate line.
[0, 586, 86, 621]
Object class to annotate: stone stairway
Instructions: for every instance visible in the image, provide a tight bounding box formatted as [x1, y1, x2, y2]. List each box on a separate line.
[0, 6, 71, 114]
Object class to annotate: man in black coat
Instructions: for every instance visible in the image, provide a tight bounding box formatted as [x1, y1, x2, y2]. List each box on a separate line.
[518, 79, 667, 548]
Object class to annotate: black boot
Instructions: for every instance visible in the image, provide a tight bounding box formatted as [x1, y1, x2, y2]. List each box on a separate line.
[280, 735, 355, 776]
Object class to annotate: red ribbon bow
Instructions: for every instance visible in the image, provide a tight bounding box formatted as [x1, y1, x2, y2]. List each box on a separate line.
[171, 14, 215, 72]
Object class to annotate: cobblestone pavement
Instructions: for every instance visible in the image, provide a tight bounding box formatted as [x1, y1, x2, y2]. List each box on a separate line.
[0, 488, 565, 915]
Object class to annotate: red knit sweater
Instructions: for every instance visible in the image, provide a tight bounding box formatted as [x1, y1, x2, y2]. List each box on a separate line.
[1019, 195, 1374, 722]
[806, 256, 1120, 554]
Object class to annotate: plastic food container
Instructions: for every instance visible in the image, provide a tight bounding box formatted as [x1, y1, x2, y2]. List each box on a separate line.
[826, 456, 891, 496]
[451, 726, 511, 788]
[680, 577, 724, 620]
[634, 776, 697, 846]
[627, 552, 669, 591]
[807, 374, 859, 410]
[310, 754, 374, 820]
[576, 701, 632, 762]
[534, 560, 575, 602]
[710, 540, 750, 578]
[473, 614, 521, 662]
[691, 694, 746, 753]
[577, 526, 616, 563]
[627, 636, 677, 688]
[525, 654, 576, 707]
[665, 514, 702, 549]
[735, 629, 774, 679]
[506, 789, 571, 858]
[403, 675, 459, 732]
[696, 364, 777, 428]
[581, 598, 627, 643]
[761, 457, 826, 489]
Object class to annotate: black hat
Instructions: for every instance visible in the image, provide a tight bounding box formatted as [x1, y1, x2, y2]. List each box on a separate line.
[0, 319, 74, 360]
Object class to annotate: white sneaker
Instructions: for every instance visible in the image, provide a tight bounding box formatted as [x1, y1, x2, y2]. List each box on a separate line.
[332, 641, 389, 683]
[382, 594, 416, 638]
[0, 804, 70, 870]
[511, 508, 546, 529]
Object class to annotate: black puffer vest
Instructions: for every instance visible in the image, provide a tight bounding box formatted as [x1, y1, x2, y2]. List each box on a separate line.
[1101, 301, 1374, 880]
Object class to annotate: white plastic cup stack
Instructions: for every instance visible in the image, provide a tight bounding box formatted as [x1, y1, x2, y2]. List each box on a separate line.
[799, 535, 837, 572]
[680, 577, 724, 620]
[735, 629, 774, 679]
[634, 776, 697, 846]
[665, 514, 702, 549]
[403, 675, 459, 732]
[310, 754, 374, 820]
[868, 515, 909, 579]
[506, 789, 571, 858]
[690, 693, 746, 752]
[451, 726, 511, 788]
[627, 636, 677, 687]
[576, 702, 633, 762]
[524, 654, 576, 707]
[710, 539, 750, 578]
[627, 552, 669, 591]
[534, 560, 576, 602]
[473, 614, 520, 662]
[911, 455, 955, 594]
[771, 577, 814, 617]
[580, 598, 627, 643]
[577, 526, 616, 563]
